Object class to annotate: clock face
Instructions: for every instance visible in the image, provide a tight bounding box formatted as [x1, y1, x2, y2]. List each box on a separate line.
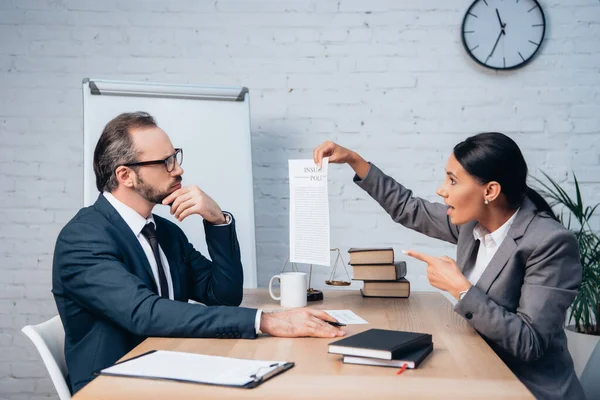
[462, 0, 546, 70]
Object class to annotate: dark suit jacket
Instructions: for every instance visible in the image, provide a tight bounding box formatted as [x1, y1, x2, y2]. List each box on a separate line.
[356, 164, 585, 400]
[52, 194, 257, 393]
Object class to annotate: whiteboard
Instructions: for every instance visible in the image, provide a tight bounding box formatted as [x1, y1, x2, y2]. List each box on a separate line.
[82, 79, 257, 288]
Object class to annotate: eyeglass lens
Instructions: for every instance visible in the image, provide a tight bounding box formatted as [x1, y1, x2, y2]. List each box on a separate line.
[167, 150, 183, 172]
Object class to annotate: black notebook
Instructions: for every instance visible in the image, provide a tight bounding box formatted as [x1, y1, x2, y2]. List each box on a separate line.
[328, 329, 432, 360]
[343, 343, 433, 368]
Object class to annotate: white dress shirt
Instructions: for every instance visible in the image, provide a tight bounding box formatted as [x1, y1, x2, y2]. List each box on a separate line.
[466, 209, 520, 286]
[103, 192, 262, 333]
[104, 192, 175, 299]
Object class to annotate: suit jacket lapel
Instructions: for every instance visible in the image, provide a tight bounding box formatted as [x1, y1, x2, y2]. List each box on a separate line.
[475, 198, 538, 293]
[461, 240, 480, 278]
[93, 194, 157, 291]
[476, 236, 517, 293]
[457, 221, 478, 271]
[154, 217, 182, 300]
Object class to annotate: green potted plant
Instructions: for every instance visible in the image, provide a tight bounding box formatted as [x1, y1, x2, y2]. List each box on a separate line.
[534, 172, 600, 376]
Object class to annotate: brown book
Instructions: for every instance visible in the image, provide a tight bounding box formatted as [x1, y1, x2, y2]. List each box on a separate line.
[348, 247, 394, 265]
[352, 261, 407, 281]
[361, 278, 410, 298]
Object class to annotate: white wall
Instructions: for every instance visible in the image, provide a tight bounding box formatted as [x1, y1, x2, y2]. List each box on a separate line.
[1, 0, 599, 397]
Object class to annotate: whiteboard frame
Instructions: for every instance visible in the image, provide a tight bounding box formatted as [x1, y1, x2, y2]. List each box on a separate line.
[82, 78, 257, 288]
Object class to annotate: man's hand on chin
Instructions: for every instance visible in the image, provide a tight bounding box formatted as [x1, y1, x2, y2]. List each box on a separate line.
[259, 308, 346, 338]
[162, 185, 226, 224]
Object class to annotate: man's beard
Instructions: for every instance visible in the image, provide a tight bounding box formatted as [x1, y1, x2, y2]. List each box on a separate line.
[134, 176, 170, 204]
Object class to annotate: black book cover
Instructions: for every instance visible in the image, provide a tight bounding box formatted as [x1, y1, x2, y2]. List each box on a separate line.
[328, 329, 432, 360]
[343, 343, 434, 368]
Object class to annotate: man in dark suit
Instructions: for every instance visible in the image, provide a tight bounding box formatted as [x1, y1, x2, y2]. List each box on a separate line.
[52, 112, 344, 394]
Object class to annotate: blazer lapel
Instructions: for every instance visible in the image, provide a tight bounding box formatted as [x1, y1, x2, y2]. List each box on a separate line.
[93, 194, 157, 290]
[476, 236, 517, 293]
[475, 198, 538, 294]
[154, 217, 182, 300]
[457, 221, 478, 271]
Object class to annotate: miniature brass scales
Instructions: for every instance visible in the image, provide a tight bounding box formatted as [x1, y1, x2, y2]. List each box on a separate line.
[281, 248, 351, 301]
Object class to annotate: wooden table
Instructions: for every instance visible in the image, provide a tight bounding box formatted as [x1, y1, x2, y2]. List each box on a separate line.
[74, 289, 533, 399]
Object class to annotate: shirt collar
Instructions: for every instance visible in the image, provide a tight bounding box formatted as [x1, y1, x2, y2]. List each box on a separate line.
[103, 192, 155, 237]
[473, 208, 520, 248]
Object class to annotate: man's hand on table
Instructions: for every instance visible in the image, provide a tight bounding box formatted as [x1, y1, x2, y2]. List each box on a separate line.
[259, 308, 346, 338]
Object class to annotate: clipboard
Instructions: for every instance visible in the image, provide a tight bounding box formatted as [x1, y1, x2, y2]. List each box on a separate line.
[96, 350, 295, 389]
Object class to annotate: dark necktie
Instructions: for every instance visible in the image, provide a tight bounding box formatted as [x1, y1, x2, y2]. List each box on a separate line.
[141, 222, 170, 298]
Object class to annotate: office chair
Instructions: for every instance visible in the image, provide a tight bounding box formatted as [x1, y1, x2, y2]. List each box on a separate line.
[21, 315, 71, 400]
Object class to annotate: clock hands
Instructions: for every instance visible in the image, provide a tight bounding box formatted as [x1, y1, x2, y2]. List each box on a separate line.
[486, 27, 505, 63]
[461, 1, 545, 69]
[486, 8, 506, 64]
[495, 8, 506, 29]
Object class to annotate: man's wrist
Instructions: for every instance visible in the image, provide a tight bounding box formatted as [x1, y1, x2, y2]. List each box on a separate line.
[255, 309, 263, 334]
[259, 311, 269, 335]
[215, 213, 227, 225]
[211, 212, 231, 226]
[259, 311, 279, 336]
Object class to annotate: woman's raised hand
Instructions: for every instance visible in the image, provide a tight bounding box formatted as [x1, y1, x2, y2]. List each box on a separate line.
[313, 141, 371, 179]
[313, 141, 355, 167]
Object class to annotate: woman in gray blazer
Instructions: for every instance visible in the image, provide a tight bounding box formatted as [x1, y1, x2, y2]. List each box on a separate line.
[314, 132, 585, 400]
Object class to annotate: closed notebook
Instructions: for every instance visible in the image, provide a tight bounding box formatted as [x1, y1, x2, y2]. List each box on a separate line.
[328, 329, 432, 360]
[343, 343, 433, 369]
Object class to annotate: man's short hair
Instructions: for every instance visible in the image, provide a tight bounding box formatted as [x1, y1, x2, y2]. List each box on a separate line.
[93, 111, 157, 192]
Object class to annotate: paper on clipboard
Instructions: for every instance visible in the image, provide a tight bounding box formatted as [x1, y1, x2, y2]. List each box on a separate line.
[99, 350, 294, 389]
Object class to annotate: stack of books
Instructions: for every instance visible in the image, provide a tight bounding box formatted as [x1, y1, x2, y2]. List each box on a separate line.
[348, 247, 410, 298]
[329, 329, 433, 369]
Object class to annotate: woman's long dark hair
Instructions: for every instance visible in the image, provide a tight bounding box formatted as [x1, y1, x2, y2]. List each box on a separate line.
[453, 132, 558, 220]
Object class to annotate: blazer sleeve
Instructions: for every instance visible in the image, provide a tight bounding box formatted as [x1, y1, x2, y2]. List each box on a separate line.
[454, 229, 581, 362]
[55, 221, 257, 339]
[185, 213, 244, 307]
[354, 163, 459, 244]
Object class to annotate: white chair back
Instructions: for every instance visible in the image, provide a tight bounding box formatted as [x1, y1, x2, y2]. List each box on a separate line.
[21, 315, 71, 400]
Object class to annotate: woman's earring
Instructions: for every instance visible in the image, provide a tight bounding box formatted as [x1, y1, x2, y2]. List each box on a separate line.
[484, 199, 489, 205]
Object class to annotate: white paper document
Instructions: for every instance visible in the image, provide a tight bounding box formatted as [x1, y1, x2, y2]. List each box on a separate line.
[100, 350, 292, 388]
[289, 158, 330, 266]
[325, 310, 369, 325]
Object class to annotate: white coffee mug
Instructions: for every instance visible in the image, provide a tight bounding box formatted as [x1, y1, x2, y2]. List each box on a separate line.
[268, 272, 307, 308]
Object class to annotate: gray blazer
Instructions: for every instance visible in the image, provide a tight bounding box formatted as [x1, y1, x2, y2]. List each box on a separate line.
[355, 164, 585, 400]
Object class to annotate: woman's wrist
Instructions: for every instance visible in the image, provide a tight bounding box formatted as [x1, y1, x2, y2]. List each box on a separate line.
[454, 280, 472, 301]
[348, 151, 370, 179]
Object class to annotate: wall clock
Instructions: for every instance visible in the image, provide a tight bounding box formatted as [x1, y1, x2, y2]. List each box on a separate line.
[461, 0, 546, 70]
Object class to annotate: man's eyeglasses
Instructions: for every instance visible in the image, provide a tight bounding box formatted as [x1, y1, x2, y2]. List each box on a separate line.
[123, 148, 183, 172]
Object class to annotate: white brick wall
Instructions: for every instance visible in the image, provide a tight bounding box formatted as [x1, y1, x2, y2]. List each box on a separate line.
[1, 0, 599, 397]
